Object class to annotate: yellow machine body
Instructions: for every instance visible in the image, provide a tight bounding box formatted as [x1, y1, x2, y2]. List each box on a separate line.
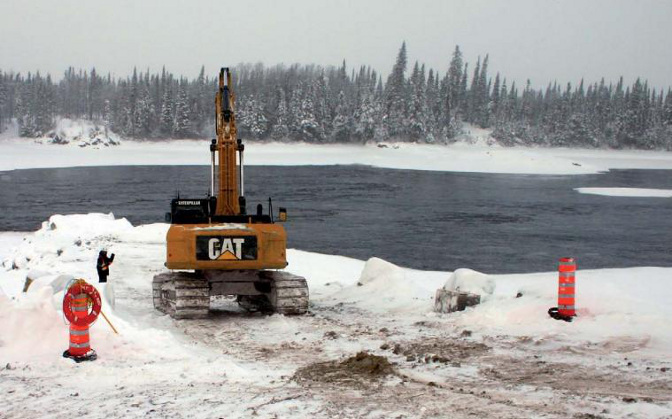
[165, 223, 288, 270]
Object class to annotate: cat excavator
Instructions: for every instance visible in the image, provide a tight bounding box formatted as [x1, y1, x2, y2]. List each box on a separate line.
[152, 68, 309, 319]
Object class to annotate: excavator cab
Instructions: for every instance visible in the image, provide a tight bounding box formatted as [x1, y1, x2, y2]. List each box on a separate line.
[167, 199, 210, 224]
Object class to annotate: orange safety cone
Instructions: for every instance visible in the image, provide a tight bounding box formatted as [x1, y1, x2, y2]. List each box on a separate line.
[548, 257, 576, 322]
[557, 257, 576, 317]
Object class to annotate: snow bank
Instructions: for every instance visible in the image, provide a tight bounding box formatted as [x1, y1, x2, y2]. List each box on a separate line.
[0, 232, 26, 261]
[358, 257, 405, 285]
[575, 187, 672, 198]
[2, 213, 672, 365]
[3, 134, 672, 174]
[328, 257, 430, 313]
[454, 123, 498, 146]
[2, 213, 133, 272]
[46, 118, 120, 147]
[457, 267, 672, 357]
[0, 285, 65, 360]
[0, 215, 251, 376]
[442, 268, 495, 299]
[0, 119, 19, 140]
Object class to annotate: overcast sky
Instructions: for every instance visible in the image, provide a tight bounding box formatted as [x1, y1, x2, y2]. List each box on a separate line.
[2, 0, 671, 89]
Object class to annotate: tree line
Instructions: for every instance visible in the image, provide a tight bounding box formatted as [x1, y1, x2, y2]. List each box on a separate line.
[1, 42, 671, 149]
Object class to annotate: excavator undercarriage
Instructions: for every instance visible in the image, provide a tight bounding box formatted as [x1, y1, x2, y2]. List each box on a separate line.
[152, 67, 308, 319]
[152, 271, 309, 319]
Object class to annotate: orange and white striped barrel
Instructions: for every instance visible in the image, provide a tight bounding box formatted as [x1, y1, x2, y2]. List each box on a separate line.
[68, 324, 91, 357]
[71, 291, 89, 317]
[558, 257, 576, 317]
[68, 291, 91, 356]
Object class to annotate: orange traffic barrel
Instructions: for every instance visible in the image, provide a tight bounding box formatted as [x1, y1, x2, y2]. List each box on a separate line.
[557, 257, 576, 317]
[67, 324, 91, 357]
[62, 281, 100, 362]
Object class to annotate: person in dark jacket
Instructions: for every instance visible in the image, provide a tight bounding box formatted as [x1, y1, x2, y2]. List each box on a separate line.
[97, 250, 115, 283]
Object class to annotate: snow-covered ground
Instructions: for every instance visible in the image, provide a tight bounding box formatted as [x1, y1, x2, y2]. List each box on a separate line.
[0, 119, 120, 149]
[575, 187, 672, 198]
[3, 134, 672, 175]
[1, 214, 671, 418]
[46, 118, 121, 147]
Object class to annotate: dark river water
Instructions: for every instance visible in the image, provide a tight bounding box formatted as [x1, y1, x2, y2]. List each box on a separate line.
[1, 165, 671, 273]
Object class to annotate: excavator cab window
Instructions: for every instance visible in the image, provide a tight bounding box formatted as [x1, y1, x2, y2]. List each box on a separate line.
[170, 199, 210, 224]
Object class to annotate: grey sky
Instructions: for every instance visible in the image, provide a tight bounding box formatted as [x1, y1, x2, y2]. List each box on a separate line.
[2, 0, 671, 89]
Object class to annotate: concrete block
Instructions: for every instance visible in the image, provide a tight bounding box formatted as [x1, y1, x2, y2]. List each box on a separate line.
[434, 289, 481, 313]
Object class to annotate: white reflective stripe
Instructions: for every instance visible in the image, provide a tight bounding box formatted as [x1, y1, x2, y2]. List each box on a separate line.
[558, 305, 575, 310]
[559, 272, 575, 277]
[69, 329, 89, 336]
[69, 342, 90, 348]
[559, 261, 575, 266]
[558, 282, 575, 288]
[74, 294, 88, 299]
[72, 307, 88, 312]
[558, 294, 575, 299]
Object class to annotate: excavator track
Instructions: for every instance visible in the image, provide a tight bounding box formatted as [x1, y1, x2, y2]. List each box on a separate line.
[262, 271, 310, 315]
[153, 271, 309, 319]
[153, 272, 210, 319]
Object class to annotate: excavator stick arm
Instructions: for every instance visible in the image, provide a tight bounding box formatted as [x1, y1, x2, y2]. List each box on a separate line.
[215, 68, 240, 216]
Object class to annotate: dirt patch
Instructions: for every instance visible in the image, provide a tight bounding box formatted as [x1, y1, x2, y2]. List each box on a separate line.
[480, 356, 672, 402]
[294, 351, 394, 387]
[386, 337, 490, 364]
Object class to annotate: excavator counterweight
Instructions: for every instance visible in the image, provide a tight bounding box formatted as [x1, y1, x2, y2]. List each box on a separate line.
[152, 68, 309, 319]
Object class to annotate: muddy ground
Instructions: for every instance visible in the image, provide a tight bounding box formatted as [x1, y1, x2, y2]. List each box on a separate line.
[169, 298, 672, 419]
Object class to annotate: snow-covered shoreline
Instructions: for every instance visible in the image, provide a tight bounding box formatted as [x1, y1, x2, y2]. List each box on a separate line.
[575, 187, 672, 198]
[1, 213, 671, 418]
[2, 136, 672, 175]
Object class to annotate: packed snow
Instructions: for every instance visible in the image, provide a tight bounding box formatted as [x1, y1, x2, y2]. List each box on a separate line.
[575, 187, 672, 198]
[46, 118, 121, 147]
[3, 134, 672, 175]
[442, 268, 495, 299]
[1, 213, 671, 418]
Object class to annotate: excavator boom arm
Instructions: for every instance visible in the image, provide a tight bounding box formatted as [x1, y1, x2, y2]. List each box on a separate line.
[215, 68, 240, 216]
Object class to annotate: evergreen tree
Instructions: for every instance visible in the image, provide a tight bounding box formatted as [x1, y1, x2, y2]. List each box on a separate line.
[239, 95, 268, 139]
[173, 83, 190, 137]
[297, 84, 322, 142]
[271, 88, 290, 141]
[459, 63, 469, 117]
[663, 89, 672, 126]
[134, 83, 152, 137]
[15, 80, 31, 136]
[491, 73, 501, 118]
[312, 73, 332, 140]
[102, 99, 112, 129]
[0, 72, 6, 131]
[384, 42, 408, 139]
[425, 69, 440, 139]
[159, 86, 174, 135]
[447, 46, 464, 116]
[408, 62, 431, 142]
[476, 55, 490, 127]
[331, 90, 352, 142]
[467, 57, 481, 123]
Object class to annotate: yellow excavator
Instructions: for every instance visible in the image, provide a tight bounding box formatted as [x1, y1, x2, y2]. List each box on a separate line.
[152, 68, 309, 319]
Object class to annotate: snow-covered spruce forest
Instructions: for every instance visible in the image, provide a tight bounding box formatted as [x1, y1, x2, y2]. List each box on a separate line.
[1, 43, 671, 149]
